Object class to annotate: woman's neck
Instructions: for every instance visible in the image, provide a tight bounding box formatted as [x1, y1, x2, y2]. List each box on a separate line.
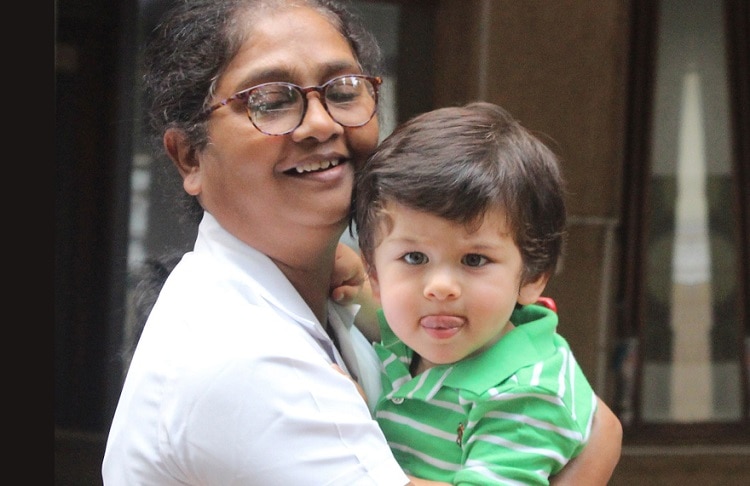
[206, 209, 344, 324]
[270, 240, 338, 326]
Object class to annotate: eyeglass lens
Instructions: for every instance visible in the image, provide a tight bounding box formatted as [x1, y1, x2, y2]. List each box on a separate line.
[247, 76, 377, 135]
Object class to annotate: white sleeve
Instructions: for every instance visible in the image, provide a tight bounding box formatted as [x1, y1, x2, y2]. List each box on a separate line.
[349, 325, 385, 414]
[328, 303, 384, 414]
[166, 316, 408, 485]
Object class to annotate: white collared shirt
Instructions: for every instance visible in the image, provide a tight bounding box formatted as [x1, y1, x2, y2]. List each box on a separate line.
[103, 212, 407, 485]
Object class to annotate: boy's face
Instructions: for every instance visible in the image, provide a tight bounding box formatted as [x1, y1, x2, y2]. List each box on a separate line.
[369, 202, 547, 371]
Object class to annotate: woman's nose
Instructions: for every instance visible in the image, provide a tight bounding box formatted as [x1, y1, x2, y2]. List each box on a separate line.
[423, 268, 461, 301]
[291, 93, 344, 142]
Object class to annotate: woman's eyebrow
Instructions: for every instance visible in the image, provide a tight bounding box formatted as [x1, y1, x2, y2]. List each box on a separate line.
[234, 60, 363, 89]
[232, 67, 293, 90]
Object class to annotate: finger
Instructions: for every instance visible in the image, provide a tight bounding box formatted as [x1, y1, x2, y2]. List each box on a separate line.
[331, 243, 366, 291]
[331, 284, 360, 304]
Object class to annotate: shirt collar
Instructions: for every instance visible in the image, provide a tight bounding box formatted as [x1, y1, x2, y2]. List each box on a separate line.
[377, 305, 559, 396]
[193, 211, 360, 370]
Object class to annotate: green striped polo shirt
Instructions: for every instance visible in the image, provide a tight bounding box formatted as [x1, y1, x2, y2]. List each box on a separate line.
[373, 304, 596, 485]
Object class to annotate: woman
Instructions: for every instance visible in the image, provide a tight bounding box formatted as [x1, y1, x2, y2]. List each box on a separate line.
[103, 1, 620, 484]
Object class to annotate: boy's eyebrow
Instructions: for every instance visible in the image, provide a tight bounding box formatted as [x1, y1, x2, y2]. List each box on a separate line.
[384, 235, 422, 245]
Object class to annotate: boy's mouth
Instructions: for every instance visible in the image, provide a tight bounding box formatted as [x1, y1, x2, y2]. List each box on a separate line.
[420, 315, 464, 339]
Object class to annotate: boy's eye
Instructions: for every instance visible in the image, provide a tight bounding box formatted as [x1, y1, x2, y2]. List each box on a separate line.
[462, 254, 488, 267]
[402, 252, 427, 265]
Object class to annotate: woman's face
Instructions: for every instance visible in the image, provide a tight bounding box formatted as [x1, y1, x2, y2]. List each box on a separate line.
[187, 7, 380, 255]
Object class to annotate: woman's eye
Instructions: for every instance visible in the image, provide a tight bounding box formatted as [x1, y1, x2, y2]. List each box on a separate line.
[402, 252, 427, 265]
[249, 88, 298, 117]
[462, 254, 488, 267]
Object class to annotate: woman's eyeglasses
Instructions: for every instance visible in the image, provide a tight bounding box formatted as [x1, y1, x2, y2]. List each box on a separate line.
[204, 74, 382, 136]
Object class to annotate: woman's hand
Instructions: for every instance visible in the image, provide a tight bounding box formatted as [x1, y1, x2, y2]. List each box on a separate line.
[406, 477, 452, 485]
[331, 364, 368, 403]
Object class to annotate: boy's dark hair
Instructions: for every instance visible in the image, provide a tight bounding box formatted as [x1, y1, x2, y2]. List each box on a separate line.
[353, 101, 567, 285]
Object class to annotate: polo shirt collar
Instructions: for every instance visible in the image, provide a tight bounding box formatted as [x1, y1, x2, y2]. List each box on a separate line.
[378, 305, 559, 398]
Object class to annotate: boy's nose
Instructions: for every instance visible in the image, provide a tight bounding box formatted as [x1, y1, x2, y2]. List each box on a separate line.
[423, 269, 461, 301]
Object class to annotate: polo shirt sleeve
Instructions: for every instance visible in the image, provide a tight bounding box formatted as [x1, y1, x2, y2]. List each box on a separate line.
[454, 383, 595, 485]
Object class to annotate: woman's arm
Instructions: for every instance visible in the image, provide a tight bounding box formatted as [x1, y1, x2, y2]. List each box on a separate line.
[406, 477, 451, 485]
[550, 397, 623, 485]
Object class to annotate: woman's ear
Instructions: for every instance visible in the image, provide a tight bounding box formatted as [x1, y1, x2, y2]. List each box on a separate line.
[517, 272, 550, 306]
[164, 128, 202, 196]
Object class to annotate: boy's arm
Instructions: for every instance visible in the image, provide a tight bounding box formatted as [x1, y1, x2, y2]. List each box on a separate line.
[330, 242, 366, 303]
[351, 277, 380, 342]
[330, 242, 381, 342]
[549, 397, 623, 486]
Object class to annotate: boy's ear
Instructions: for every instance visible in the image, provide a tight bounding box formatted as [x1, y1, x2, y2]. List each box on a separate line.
[164, 128, 202, 196]
[517, 273, 550, 306]
[367, 266, 381, 301]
